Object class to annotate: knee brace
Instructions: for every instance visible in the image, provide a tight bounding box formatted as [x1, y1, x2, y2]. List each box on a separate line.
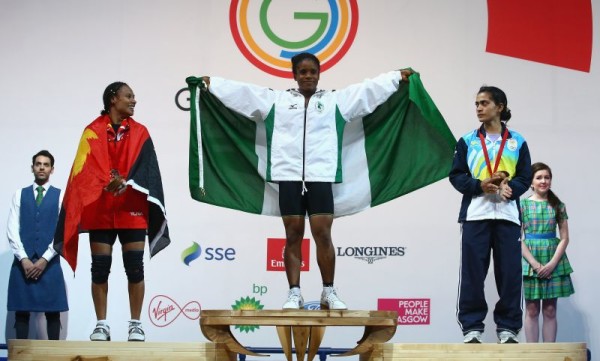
[91, 254, 112, 284]
[123, 250, 144, 283]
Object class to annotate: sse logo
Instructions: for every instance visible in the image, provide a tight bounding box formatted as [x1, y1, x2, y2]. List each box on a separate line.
[230, 0, 359, 78]
[181, 242, 236, 266]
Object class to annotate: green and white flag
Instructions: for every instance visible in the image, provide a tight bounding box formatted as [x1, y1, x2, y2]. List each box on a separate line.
[185, 73, 455, 217]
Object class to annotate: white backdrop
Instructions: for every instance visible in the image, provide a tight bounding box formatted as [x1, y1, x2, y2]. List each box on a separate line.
[1, 0, 598, 359]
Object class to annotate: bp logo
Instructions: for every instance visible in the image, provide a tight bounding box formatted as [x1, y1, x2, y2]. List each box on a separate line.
[229, 0, 359, 78]
[231, 296, 265, 333]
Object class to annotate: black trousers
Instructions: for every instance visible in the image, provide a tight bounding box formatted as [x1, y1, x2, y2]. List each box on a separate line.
[15, 311, 61, 340]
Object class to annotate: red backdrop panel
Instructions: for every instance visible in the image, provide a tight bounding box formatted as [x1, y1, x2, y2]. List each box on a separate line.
[486, 0, 593, 72]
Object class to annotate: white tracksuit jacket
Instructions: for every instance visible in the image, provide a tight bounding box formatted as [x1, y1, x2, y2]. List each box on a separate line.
[208, 71, 401, 183]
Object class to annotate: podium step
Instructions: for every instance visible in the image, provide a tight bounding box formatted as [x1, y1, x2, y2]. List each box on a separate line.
[364, 342, 588, 361]
[8, 340, 235, 361]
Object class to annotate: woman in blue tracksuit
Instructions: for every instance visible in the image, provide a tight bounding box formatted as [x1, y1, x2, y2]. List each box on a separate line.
[449, 86, 532, 344]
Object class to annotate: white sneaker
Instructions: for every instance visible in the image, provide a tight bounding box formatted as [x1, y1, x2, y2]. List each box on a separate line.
[128, 320, 146, 342]
[320, 288, 347, 310]
[463, 330, 482, 343]
[498, 330, 518, 344]
[90, 323, 111, 341]
[282, 289, 304, 309]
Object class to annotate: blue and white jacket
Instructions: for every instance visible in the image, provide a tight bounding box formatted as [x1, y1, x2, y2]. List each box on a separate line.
[449, 124, 532, 225]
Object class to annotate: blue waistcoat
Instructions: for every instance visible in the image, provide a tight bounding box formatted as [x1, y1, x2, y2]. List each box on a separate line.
[19, 185, 60, 257]
[8, 185, 68, 312]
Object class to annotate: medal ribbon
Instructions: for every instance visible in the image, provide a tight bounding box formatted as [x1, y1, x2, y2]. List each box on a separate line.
[479, 128, 509, 177]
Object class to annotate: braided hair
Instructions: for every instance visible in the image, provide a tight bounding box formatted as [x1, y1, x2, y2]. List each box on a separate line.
[100, 81, 128, 115]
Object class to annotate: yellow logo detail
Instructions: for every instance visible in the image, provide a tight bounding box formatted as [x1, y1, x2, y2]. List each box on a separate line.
[70, 128, 98, 180]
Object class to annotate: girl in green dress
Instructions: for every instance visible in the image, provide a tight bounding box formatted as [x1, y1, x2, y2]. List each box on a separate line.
[521, 162, 574, 342]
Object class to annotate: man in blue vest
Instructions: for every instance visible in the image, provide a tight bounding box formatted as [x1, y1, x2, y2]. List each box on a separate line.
[6, 150, 68, 339]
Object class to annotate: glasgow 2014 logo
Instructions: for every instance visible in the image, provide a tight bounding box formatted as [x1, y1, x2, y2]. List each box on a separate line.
[229, 0, 359, 78]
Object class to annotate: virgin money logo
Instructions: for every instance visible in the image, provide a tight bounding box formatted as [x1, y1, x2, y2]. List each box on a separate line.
[148, 295, 201, 327]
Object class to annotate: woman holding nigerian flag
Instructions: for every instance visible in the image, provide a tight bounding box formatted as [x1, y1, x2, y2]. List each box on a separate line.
[199, 52, 413, 310]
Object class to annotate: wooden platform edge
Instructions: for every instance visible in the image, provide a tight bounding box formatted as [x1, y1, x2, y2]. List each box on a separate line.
[8, 340, 236, 361]
[8, 340, 589, 361]
[361, 342, 589, 361]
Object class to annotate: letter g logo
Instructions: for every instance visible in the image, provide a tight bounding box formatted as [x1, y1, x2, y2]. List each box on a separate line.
[229, 0, 359, 78]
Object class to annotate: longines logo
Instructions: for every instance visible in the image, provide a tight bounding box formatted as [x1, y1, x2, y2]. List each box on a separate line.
[336, 246, 406, 264]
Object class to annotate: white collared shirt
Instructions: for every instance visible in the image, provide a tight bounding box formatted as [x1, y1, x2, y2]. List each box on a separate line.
[6, 182, 62, 262]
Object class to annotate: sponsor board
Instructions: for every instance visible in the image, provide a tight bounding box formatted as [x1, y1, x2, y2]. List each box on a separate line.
[378, 298, 430, 325]
[267, 237, 310, 271]
[336, 246, 405, 264]
[148, 295, 201, 327]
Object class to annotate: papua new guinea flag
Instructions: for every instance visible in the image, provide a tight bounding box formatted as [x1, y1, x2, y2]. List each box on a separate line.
[54, 115, 170, 271]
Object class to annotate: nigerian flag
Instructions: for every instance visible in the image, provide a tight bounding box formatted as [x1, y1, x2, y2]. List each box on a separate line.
[185, 73, 455, 217]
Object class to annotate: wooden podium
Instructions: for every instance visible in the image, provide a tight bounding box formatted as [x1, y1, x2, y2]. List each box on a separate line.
[7, 309, 588, 361]
[200, 309, 398, 361]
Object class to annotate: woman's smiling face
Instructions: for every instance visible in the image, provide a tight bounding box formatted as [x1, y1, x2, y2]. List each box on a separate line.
[111, 85, 136, 118]
[294, 59, 320, 96]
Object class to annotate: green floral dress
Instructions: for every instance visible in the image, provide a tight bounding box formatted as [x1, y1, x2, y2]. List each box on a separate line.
[521, 198, 574, 300]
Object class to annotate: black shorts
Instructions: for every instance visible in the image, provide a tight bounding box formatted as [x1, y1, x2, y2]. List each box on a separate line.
[89, 229, 146, 245]
[278, 181, 334, 216]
